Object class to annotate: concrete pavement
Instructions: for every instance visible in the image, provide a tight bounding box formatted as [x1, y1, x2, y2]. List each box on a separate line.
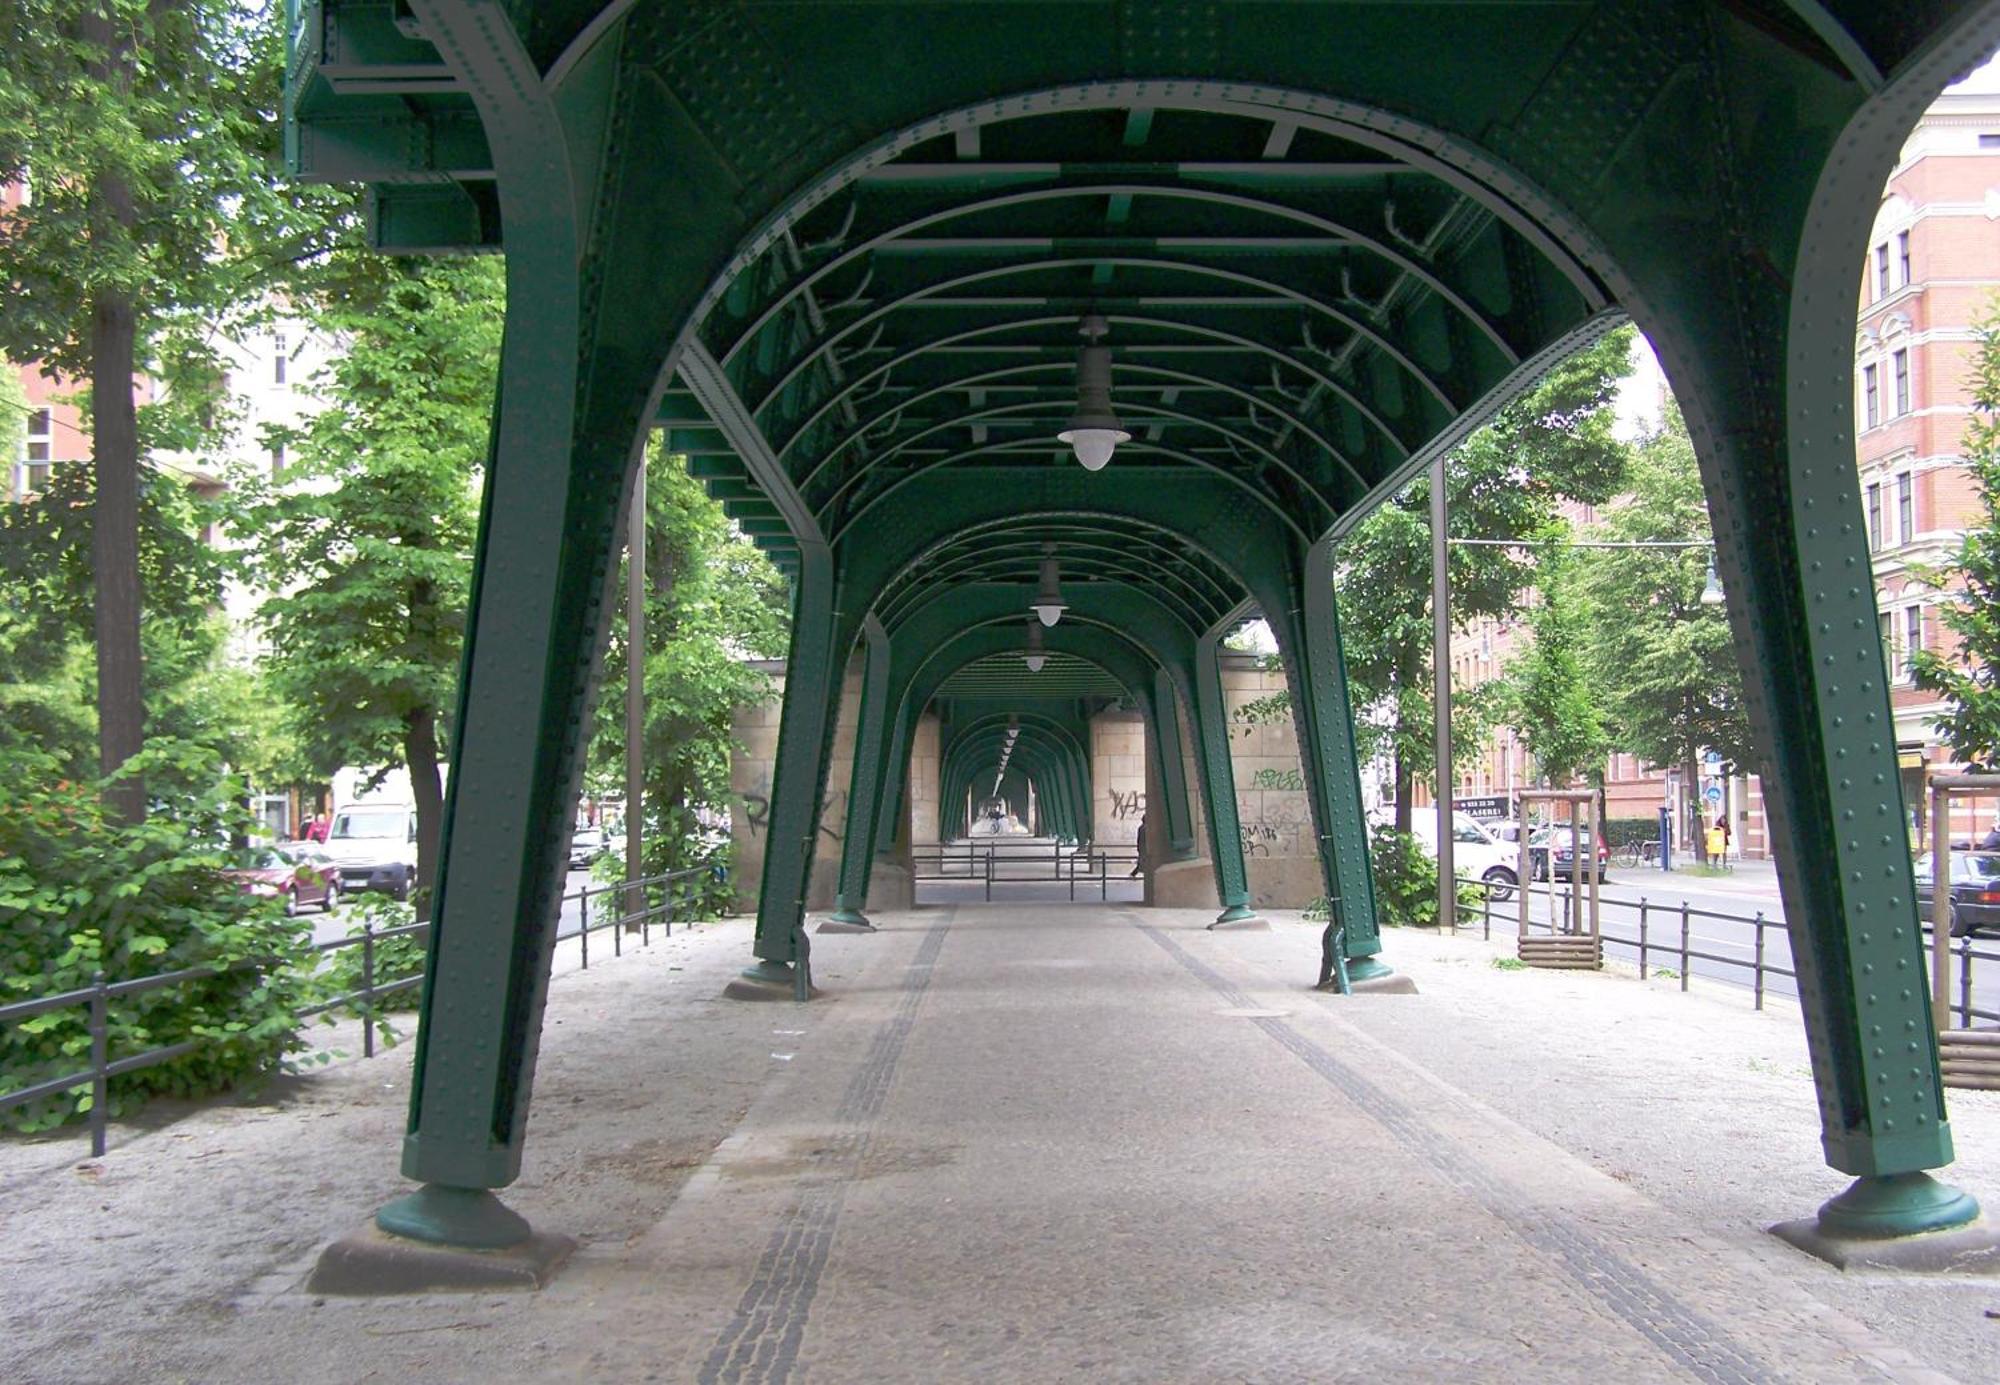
[5, 905, 1999, 1382]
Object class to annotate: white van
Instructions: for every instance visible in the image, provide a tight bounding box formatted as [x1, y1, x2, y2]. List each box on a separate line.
[322, 802, 419, 901]
[1383, 809, 1520, 901]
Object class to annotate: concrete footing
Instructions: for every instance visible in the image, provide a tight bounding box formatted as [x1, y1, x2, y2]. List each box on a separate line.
[308, 1223, 576, 1296]
[1770, 1217, 2000, 1273]
[722, 959, 822, 1001]
[816, 910, 877, 934]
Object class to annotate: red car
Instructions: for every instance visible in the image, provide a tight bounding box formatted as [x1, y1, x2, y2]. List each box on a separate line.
[222, 844, 340, 916]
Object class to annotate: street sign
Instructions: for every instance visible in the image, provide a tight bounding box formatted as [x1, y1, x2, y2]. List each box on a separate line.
[1456, 794, 1509, 821]
[1703, 784, 1723, 806]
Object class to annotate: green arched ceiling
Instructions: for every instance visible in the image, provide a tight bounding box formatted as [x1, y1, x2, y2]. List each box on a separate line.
[296, 0, 1890, 619]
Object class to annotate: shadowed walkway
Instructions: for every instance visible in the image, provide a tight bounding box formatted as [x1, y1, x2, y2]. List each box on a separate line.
[8, 905, 1996, 1383]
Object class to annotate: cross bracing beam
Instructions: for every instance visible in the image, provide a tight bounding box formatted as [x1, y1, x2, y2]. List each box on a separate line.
[673, 341, 825, 551]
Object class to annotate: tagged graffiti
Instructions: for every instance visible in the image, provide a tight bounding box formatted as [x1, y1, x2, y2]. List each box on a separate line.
[1250, 767, 1304, 791]
[739, 785, 845, 842]
[1237, 795, 1309, 858]
[1108, 788, 1146, 820]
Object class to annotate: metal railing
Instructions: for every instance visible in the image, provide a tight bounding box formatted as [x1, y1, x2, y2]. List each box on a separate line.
[1455, 881, 2000, 1028]
[911, 840, 1141, 901]
[0, 862, 720, 1157]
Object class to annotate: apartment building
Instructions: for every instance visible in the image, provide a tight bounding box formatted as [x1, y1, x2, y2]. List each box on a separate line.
[1447, 82, 2000, 854]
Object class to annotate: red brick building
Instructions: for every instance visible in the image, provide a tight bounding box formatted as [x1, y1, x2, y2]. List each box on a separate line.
[1450, 84, 2000, 855]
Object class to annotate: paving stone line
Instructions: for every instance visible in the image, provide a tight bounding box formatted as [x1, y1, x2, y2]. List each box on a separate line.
[699, 918, 954, 1384]
[1132, 919, 1798, 1385]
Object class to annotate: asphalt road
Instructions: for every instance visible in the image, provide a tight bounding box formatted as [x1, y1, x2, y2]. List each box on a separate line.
[1478, 865, 2000, 1026]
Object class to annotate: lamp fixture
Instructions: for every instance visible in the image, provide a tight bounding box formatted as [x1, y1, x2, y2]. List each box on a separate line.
[1030, 544, 1067, 626]
[1699, 557, 1725, 608]
[1023, 616, 1047, 673]
[1057, 314, 1130, 471]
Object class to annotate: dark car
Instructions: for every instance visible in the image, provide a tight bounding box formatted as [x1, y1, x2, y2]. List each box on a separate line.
[1912, 850, 2000, 937]
[222, 844, 339, 916]
[1529, 825, 1608, 882]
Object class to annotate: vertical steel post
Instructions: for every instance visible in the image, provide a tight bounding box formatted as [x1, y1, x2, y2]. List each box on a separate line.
[1432, 453, 1454, 933]
[1639, 899, 1649, 978]
[88, 970, 108, 1159]
[1754, 913, 1766, 1011]
[626, 466, 645, 931]
[1931, 779, 1950, 1034]
[362, 920, 376, 1059]
[1680, 903, 1691, 993]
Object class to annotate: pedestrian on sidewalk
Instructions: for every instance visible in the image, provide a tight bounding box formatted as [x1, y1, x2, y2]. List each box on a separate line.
[1131, 816, 1146, 878]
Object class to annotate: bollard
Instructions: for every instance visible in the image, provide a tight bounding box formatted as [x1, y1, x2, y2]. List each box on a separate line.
[1638, 898, 1649, 979]
[362, 920, 376, 1059]
[580, 894, 590, 969]
[88, 970, 109, 1158]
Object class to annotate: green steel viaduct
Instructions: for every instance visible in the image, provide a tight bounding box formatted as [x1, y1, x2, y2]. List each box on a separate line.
[286, 0, 2000, 1259]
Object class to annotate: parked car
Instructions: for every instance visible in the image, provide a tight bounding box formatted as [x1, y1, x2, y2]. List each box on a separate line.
[1393, 809, 1521, 902]
[569, 825, 607, 870]
[1912, 850, 2000, 937]
[222, 844, 339, 916]
[1529, 824, 1608, 882]
[321, 804, 418, 900]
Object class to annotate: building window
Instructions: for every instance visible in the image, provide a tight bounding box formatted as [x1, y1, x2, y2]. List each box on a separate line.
[268, 444, 285, 478]
[20, 406, 51, 493]
[1866, 481, 1883, 550]
[1880, 610, 1895, 679]
[273, 334, 288, 385]
[1982, 134, 2000, 148]
[1864, 363, 1880, 428]
[1893, 348, 1910, 416]
[1905, 605, 1924, 682]
[1874, 243, 1891, 299]
[1897, 471, 1913, 544]
[1898, 230, 1912, 286]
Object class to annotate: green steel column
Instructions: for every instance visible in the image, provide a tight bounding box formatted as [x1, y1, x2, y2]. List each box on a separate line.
[1150, 668, 1198, 859]
[1194, 633, 1257, 922]
[873, 700, 913, 856]
[1269, 538, 1386, 981]
[828, 615, 891, 930]
[373, 0, 605, 1251]
[746, 542, 846, 982]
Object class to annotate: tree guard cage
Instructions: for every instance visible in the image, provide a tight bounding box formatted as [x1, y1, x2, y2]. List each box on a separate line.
[1515, 789, 1602, 971]
[285, 0, 2000, 1257]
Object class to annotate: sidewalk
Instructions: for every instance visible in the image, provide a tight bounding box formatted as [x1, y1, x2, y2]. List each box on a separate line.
[4, 907, 1997, 1383]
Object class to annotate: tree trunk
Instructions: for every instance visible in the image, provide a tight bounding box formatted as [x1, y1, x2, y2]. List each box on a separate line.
[81, 4, 146, 825]
[405, 704, 444, 922]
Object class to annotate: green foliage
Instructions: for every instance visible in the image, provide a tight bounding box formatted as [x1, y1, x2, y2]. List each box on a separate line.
[589, 442, 788, 907]
[1493, 542, 1609, 787]
[1337, 328, 1634, 822]
[0, 1, 341, 414]
[232, 256, 502, 912]
[0, 741, 318, 1132]
[1578, 403, 1752, 854]
[1602, 817, 1662, 850]
[320, 896, 427, 1050]
[1368, 825, 1440, 928]
[0, 460, 250, 773]
[1491, 957, 1527, 971]
[1912, 310, 2000, 764]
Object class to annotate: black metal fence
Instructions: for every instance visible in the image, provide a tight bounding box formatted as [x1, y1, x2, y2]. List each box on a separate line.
[0, 863, 718, 1158]
[1456, 882, 2000, 1028]
[911, 840, 1141, 901]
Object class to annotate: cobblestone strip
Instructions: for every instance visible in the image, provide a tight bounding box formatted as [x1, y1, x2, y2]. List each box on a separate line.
[699, 918, 954, 1384]
[1134, 921, 1794, 1385]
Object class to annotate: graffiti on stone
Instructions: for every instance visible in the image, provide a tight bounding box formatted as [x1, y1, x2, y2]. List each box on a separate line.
[1109, 788, 1145, 820]
[1250, 766, 1304, 791]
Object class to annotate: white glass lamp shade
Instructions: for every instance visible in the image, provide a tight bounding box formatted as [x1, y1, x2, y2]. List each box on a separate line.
[1031, 601, 1067, 626]
[1058, 426, 1129, 472]
[1024, 653, 1047, 673]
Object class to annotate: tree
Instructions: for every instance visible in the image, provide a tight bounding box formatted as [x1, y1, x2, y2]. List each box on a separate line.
[1579, 404, 1752, 860]
[1497, 541, 1609, 789]
[0, 456, 232, 776]
[588, 443, 789, 902]
[1337, 327, 1634, 829]
[234, 256, 502, 917]
[1913, 311, 2000, 766]
[0, 2, 337, 818]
